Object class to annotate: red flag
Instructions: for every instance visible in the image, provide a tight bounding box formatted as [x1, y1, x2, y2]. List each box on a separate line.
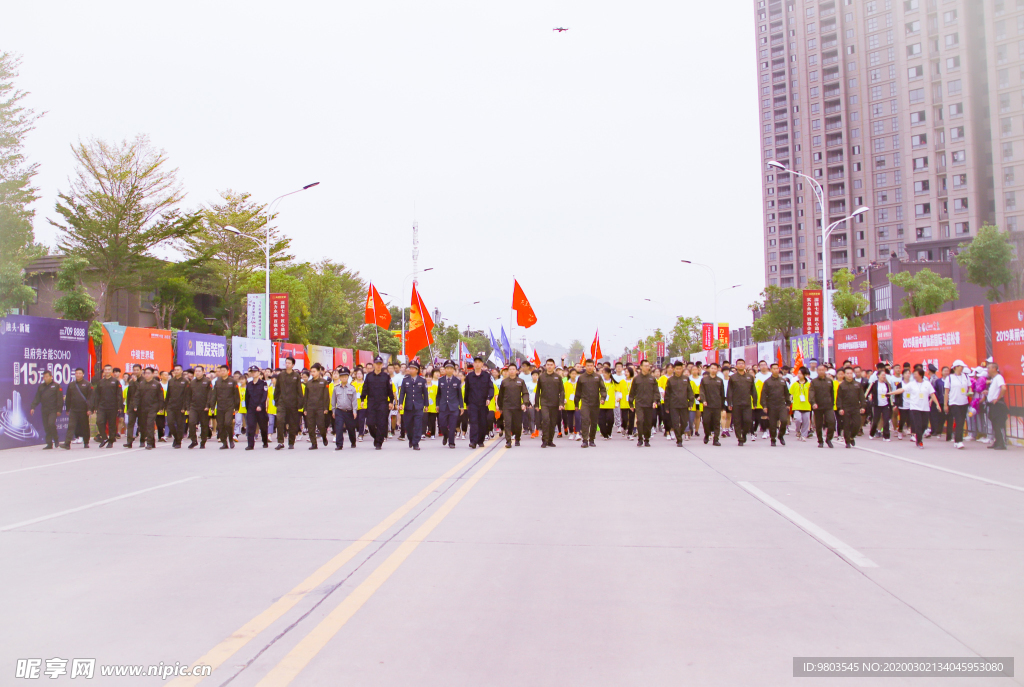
[404, 283, 435, 357]
[364, 283, 391, 329]
[793, 344, 804, 372]
[590, 329, 602, 360]
[532, 349, 541, 367]
[776, 345, 785, 369]
[512, 279, 537, 328]
[578, 351, 586, 367]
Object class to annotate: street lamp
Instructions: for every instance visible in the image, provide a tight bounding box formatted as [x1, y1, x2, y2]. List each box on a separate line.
[223, 181, 319, 340]
[820, 206, 869, 360]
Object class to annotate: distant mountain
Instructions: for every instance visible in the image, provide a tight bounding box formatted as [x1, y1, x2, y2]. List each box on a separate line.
[532, 339, 568, 362]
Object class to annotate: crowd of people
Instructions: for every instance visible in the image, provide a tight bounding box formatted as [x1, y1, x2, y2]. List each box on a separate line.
[25, 350, 1015, 453]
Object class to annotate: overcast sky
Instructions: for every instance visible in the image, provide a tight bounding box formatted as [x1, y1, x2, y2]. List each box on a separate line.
[5, 0, 764, 353]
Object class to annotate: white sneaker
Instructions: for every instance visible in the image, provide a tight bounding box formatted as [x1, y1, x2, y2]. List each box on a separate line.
[762, 431, 769, 439]
[924, 428, 932, 438]
[955, 442, 964, 449]
[883, 438, 891, 442]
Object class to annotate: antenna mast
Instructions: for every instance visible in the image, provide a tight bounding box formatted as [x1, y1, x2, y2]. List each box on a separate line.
[412, 221, 419, 287]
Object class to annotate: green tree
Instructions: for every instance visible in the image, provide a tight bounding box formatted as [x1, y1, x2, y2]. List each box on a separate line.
[0, 52, 46, 315]
[887, 267, 959, 317]
[50, 135, 199, 321]
[51, 256, 96, 321]
[566, 338, 584, 362]
[356, 324, 400, 356]
[830, 267, 870, 328]
[749, 285, 802, 362]
[304, 259, 365, 347]
[182, 189, 292, 333]
[151, 258, 209, 331]
[955, 223, 1019, 302]
[667, 316, 703, 357]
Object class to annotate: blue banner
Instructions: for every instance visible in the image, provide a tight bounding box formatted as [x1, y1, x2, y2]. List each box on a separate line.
[790, 333, 822, 363]
[175, 332, 228, 370]
[0, 315, 90, 450]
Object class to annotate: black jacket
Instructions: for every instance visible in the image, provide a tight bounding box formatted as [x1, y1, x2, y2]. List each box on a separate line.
[534, 371, 565, 408]
[664, 375, 695, 409]
[303, 377, 330, 412]
[836, 379, 865, 414]
[726, 373, 756, 408]
[246, 379, 268, 413]
[463, 370, 494, 407]
[699, 376, 725, 409]
[759, 376, 791, 408]
[31, 381, 64, 414]
[188, 377, 214, 411]
[360, 370, 395, 406]
[574, 372, 607, 408]
[808, 377, 835, 410]
[629, 372, 659, 408]
[134, 378, 165, 414]
[165, 376, 190, 411]
[497, 377, 529, 410]
[64, 379, 93, 413]
[274, 369, 304, 409]
[93, 376, 123, 411]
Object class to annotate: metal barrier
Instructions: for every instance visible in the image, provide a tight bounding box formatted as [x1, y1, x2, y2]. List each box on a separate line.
[965, 384, 1023, 442]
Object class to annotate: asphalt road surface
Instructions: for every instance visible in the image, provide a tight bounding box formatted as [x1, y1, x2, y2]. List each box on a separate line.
[1, 430, 1021, 686]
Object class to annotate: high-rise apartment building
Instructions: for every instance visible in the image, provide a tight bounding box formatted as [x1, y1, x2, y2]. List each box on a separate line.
[755, 0, 1022, 289]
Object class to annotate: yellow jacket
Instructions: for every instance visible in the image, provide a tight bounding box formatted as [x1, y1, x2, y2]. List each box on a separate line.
[563, 379, 577, 411]
[267, 384, 277, 415]
[790, 380, 811, 411]
[600, 379, 617, 409]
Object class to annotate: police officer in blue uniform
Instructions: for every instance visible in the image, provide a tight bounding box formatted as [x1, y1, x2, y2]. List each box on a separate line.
[361, 356, 395, 450]
[436, 360, 463, 449]
[398, 361, 429, 450]
[245, 365, 269, 450]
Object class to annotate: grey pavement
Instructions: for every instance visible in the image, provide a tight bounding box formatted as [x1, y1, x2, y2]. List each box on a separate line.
[0, 429, 1021, 686]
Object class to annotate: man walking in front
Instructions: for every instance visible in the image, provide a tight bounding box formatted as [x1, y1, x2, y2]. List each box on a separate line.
[275, 356, 304, 450]
[304, 363, 331, 450]
[836, 366, 866, 448]
[134, 367, 165, 451]
[360, 356, 395, 450]
[436, 360, 462, 449]
[726, 359, 756, 446]
[575, 359, 607, 448]
[245, 365, 269, 450]
[62, 368, 93, 450]
[398, 362, 429, 450]
[534, 358, 565, 448]
[809, 368, 837, 448]
[463, 356, 494, 449]
[164, 364, 189, 448]
[213, 364, 240, 450]
[331, 367, 358, 450]
[93, 365, 122, 448]
[187, 365, 213, 449]
[629, 359, 659, 447]
[29, 370, 63, 449]
[699, 363, 725, 446]
[664, 361, 694, 447]
[759, 362, 792, 447]
[497, 364, 529, 448]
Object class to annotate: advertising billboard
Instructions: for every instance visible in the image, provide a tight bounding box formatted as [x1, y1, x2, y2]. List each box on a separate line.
[274, 342, 306, 369]
[891, 306, 986, 369]
[231, 336, 272, 373]
[834, 324, 879, 368]
[990, 299, 1024, 385]
[101, 323, 173, 372]
[175, 332, 227, 370]
[333, 348, 354, 370]
[307, 344, 333, 370]
[0, 316, 90, 450]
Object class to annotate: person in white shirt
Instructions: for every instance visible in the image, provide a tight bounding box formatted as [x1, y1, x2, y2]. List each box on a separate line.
[986, 362, 1009, 450]
[866, 369, 896, 440]
[807, 359, 819, 379]
[888, 366, 939, 448]
[944, 360, 972, 448]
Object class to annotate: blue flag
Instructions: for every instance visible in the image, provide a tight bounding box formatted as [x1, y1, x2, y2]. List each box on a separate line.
[500, 326, 512, 361]
[488, 329, 504, 365]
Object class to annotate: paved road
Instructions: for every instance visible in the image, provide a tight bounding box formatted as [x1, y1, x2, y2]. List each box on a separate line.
[1, 431, 1021, 686]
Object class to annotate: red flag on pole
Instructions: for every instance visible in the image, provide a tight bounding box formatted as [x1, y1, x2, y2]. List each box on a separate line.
[590, 329, 602, 360]
[512, 279, 537, 328]
[776, 344, 785, 369]
[364, 283, 391, 329]
[578, 350, 586, 367]
[532, 349, 541, 367]
[793, 344, 804, 372]
[404, 283, 435, 358]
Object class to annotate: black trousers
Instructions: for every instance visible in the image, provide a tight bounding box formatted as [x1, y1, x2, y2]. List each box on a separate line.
[598, 408, 615, 438]
[909, 409, 929, 444]
[307, 410, 328, 447]
[277, 407, 301, 446]
[438, 409, 459, 445]
[502, 408, 523, 442]
[766, 405, 788, 441]
[155, 414, 166, 440]
[366, 403, 389, 448]
[561, 409, 577, 434]
[217, 409, 235, 444]
[42, 410, 59, 446]
[466, 403, 488, 446]
[668, 407, 687, 441]
[930, 405, 946, 436]
[125, 409, 140, 444]
[188, 409, 210, 444]
[839, 409, 861, 444]
[813, 408, 836, 443]
[138, 409, 157, 447]
[945, 404, 968, 443]
[65, 411, 90, 447]
[635, 406, 655, 442]
[579, 404, 599, 442]
[752, 408, 764, 434]
[425, 412, 437, 436]
[247, 409, 269, 448]
[96, 409, 118, 444]
[988, 401, 1008, 448]
[404, 410, 424, 447]
[332, 409, 356, 447]
[620, 408, 635, 435]
[166, 409, 186, 446]
[869, 405, 892, 439]
[732, 406, 752, 443]
[702, 407, 721, 440]
[540, 406, 559, 443]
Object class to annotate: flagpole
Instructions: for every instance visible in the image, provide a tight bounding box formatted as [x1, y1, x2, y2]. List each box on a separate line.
[371, 285, 381, 353]
[509, 276, 515, 365]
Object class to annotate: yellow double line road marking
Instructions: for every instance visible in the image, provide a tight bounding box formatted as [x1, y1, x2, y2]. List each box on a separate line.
[170, 441, 498, 687]
[256, 444, 507, 686]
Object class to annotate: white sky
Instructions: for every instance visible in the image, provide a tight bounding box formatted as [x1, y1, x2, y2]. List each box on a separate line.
[5, 0, 765, 353]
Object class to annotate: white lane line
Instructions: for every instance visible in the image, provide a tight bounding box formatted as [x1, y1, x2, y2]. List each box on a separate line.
[856, 446, 1024, 494]
[0, 448, 143, 476]
[0, 476, 201, 532]
[738, 481, 879, 568]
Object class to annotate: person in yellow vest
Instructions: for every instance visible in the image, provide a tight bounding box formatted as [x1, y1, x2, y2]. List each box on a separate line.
[426, 369, 439, 438]
[234, 373, 247, 442]
[299, 370, 309, 442]
[155, 370, 169, 443]
[753, 360, 771, 440]
[617, 367, 634, 437]
[266, 374, 277, 436]
[657, 368, 670, 438]
[352, 369, 366, 441]
[689, 366, 702, 439]
[790, 366, 812, 440]
[563, 368, 578, 441]
[599, 365, 617, 439]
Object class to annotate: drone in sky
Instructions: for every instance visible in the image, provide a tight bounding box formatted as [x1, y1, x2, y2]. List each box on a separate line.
[553, 27, 569, 32]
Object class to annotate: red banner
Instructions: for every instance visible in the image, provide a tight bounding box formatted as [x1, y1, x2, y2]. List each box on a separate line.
[716, 324, 730, 350]
[357, 350, 375, 366]
[891, 306, 986, 370]
[803, 289, 823, 335]
[333, 348, 354, 370]
[991, 299, 1024, 385]
[875, 320, 892, 343]
[702, 323, 714, 351]
[269, 293, 289, 340]
[656, 341, 666, 358]
[101, 324, 173, 372]
[274, 342, 306, 369]
[834, 324, 879, 368]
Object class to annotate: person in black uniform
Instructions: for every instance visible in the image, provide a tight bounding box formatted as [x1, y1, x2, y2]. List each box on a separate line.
[436, 360, 462, 449]
[463, 357, 494, 448]
[187, 366, 213, 448]
[165, 364, 189, 448]
[245, 365, 269, 450]
[726, 360, 757, 445]
[574, 359, 607, 448]
[63, 367, 93, 450]
[30, 370, 64, 449]
[398, 362, 429, 450]
[213, 364, 240, 449]
[497, 364, 529, 448]
[808, 371, 837, 448]
[274, 357, 304, 450]
[360, 356, 394, 450]
[304, 363, 331, 450]
[93, 364, 123, 448]
[534, 358, 565, 448]
[759, 363, 792, 447]
[699, 363, 725, 446]
[122, 364, 143, 447]
[664, 361, 695, 447]
[629, 360, 660, 447]
[134, 367, 165, 450]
